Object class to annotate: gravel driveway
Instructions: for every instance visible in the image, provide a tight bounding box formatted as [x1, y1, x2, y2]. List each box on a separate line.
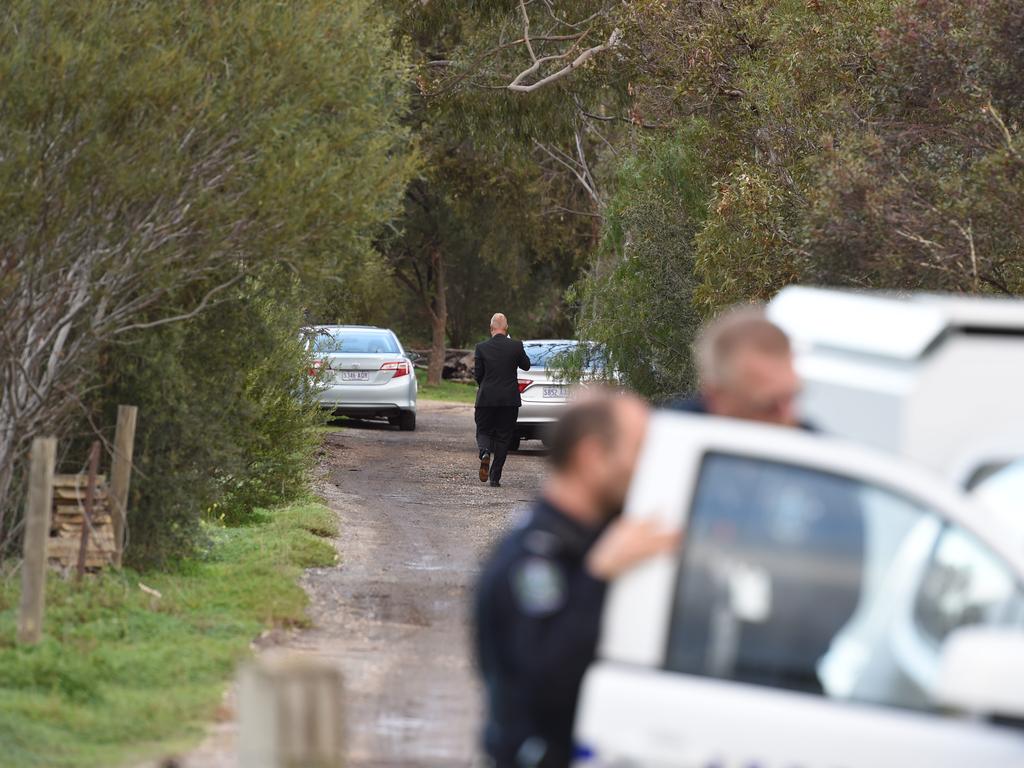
[174, 400, 547, 768]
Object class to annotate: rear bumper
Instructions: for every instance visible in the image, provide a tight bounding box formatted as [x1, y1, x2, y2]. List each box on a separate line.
[315, 377, 416, 415]
[516, 398, 568, 440]
[327, 403, 408, 418]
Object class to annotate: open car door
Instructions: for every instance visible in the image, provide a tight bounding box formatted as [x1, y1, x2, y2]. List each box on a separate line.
[573, 412, 1024, 768]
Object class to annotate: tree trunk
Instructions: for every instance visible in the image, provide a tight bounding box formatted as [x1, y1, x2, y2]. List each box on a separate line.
[427, 248, 447, 386]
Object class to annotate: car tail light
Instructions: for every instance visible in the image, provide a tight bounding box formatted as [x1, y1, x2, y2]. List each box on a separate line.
[517, 378, 533, 393]
[381, 360, 410, 378]
[308, 359, 325, 377]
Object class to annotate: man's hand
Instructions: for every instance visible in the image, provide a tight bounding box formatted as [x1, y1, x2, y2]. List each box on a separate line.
[586, 517, 681, 581]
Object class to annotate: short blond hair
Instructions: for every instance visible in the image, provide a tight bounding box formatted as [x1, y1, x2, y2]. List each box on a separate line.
[490, 312, 509, 331]
[695, 305, 790, 388]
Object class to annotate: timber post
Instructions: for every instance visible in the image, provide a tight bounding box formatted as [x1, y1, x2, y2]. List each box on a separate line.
[109, 405, 137, 567]
[238, 654, 346, 768]
[17, 437, 57, 644]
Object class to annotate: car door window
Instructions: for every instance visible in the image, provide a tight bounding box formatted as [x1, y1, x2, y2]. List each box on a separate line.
[664, 452, 1024, 714]
[914, 526, 1024, 646]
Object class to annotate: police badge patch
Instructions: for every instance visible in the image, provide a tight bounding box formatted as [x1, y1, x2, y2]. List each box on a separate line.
[511, 557, 567, 616]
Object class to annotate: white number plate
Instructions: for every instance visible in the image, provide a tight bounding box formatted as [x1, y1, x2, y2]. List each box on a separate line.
[542, 386, 567, 399]
[340, 371, 370, 381]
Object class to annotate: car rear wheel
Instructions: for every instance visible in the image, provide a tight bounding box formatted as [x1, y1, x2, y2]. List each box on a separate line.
[398, 410, 416, 431]
[510, 436, 522, 452]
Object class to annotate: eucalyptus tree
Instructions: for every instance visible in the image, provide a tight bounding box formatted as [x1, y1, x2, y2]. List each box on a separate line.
[0, 0, 416, 559]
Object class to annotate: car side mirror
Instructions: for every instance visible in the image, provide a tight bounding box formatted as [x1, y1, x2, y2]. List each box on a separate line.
[937, 626, 1024, 719]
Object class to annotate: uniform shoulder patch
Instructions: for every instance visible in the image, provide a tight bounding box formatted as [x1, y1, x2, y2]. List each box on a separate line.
[511, 557, 567, 617]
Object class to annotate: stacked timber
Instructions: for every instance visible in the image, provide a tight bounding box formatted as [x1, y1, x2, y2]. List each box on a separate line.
[408, 348, 476, 381]
[47, 474, 116, 569]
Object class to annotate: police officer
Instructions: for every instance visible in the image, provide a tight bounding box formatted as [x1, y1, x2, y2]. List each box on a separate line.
[667, 305, 802, 426]
[474, 392, 679, 768]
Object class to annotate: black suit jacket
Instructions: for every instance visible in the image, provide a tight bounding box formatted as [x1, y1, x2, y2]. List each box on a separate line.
[474, 334, 531, 407]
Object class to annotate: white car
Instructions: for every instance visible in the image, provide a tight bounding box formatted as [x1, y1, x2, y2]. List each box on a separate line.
[767, 286, 1024, 485]
[514, 340, 609, 450]
[305, 325, 417, 430]
[573, 412, 1024, 768]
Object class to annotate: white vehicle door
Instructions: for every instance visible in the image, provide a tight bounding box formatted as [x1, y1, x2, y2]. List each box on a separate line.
[574, 412, 1024, 768]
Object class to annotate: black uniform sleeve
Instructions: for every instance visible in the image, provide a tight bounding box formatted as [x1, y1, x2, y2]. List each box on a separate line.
[518, 341, 531, 372]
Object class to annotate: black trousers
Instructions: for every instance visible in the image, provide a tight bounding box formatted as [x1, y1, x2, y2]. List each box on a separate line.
[475, 406, 519, 483]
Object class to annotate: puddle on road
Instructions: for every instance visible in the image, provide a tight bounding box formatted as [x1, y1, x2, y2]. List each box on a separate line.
[375, 714, 425, 736]
[403, 560, 446, 571]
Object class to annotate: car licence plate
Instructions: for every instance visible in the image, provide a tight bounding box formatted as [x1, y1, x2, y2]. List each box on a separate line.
[340, 371, 370, 381]
[542, 385, 566, 399]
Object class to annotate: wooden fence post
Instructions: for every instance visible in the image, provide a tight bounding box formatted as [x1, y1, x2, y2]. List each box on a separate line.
[109, 405, 137, 568]
[75, 441, 101, 581]
[238, 654, 346, 768]
[18, 437, 57, 645]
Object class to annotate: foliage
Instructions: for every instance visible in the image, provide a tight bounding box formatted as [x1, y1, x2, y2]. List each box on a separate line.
[0, 500, 338, 768]
[572, 0, 1024, 398]
[573, 131, 710, 398]
[98, 284, 326, 565]
[337, 0, 613, 368]
[803, 0, 1024, 295]
[0, 0, 415, 559]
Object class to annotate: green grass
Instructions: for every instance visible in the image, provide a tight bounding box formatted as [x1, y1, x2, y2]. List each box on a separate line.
[415, 368, 477, 404]
[0, 501, 338, 768]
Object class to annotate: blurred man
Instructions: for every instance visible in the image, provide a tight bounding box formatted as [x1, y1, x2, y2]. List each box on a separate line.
[474, 392, 679, 768]
[474, 313, 532, 487]
[666, 305, 859, 695]
[670, 305, 802, 426]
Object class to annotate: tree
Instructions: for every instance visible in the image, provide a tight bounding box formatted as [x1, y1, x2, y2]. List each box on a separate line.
[357, 0, 612, 382]
[571, 1, 895, 396]
[0, 0, 416, 559]
[803, 0, 1024, 295]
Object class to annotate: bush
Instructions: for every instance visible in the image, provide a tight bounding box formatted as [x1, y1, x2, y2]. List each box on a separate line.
[0, 0, 415, 561]
[99, 281, 325, 567]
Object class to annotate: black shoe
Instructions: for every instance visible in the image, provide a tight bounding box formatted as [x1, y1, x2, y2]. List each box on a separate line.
[479, 452, 491, 483]
[489, 480, 501, 487]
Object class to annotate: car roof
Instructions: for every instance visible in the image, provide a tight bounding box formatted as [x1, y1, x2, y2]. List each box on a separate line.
[521, 339, 587, 345]
[306, 324, 386, 332]
[769, 286, 1024, 362]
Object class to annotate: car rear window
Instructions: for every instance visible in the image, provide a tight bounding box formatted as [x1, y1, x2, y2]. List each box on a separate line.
[524, 341, 607, 370]
[311, 329, 399, 354]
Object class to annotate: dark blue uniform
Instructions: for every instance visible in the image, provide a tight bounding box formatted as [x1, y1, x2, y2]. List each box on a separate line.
[474, 499, 606, 768]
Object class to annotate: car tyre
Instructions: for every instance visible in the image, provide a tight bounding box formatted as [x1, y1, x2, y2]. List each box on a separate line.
[399, 410, 417, 431]
[510, 436, 522, 452]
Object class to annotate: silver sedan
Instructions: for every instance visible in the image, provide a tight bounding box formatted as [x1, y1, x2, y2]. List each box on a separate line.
[513, 339, 608, 450]
[306, 325, 418, 430]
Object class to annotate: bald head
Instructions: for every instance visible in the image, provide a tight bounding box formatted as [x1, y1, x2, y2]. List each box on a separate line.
[490, 313, 509, 335]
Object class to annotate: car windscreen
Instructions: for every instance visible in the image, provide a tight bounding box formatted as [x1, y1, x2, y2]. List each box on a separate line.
[311, 330, 399, 355]
[523, 341, 607, 370]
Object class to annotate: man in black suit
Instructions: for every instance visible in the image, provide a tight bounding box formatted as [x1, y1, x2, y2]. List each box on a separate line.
[474, 313, 531, 487]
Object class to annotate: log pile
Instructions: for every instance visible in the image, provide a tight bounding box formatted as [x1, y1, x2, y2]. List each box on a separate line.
[47, 474, 116, 569]
[408, 348, 476, 381]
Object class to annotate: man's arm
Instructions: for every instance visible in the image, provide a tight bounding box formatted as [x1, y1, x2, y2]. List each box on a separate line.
[517, 341, 531, 371]
[586, 517, 681, 581]
[474, 344, 485, 385]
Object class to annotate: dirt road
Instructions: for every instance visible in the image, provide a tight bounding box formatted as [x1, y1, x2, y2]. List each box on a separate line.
[180, 400, 547, 767]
